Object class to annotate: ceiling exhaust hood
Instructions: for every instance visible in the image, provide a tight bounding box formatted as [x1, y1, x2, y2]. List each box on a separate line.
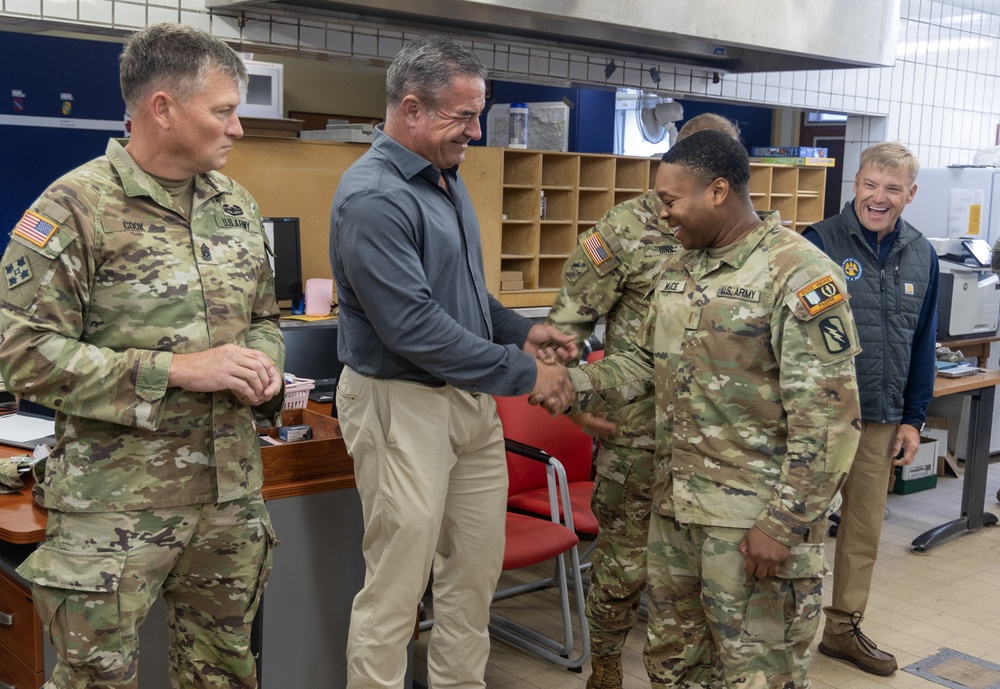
[206, 0, 899, 74]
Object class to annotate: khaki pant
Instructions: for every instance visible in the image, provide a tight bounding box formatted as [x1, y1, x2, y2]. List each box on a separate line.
[18, 495, 275, 689]
[337, 367, 507, 689]
[824, 421, 897, 635]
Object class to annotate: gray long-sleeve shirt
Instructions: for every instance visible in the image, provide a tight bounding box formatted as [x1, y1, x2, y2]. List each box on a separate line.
[329, 126, 537, 394]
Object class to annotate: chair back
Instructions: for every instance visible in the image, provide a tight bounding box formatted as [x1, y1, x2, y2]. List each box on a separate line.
[494, 394, 594, 497]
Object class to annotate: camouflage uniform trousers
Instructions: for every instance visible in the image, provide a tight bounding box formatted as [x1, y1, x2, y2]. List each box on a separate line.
[18, 494, 277, 689]
[586, 441, 654, 658]
[645, 514, 823, 689]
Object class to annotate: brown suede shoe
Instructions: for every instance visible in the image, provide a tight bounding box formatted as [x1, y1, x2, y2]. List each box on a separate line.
[586, 654, 623, 689]
[819, 615, 897, 676]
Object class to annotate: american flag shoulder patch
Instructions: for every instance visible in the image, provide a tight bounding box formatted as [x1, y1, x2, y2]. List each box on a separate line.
[582, 232, 612, 266]
[14, 211, 58, 248]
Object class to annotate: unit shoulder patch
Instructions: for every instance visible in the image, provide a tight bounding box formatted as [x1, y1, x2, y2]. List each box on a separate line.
[795, 275, 845, 317]
[3, 256, 32, 289]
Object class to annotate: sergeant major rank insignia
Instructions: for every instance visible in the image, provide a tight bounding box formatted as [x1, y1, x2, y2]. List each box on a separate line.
[796, 275, 844, 316]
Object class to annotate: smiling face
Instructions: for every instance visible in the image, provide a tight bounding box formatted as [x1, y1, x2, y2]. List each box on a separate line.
[655, 162, 718, 250]
[408, 74, 485, 170]
[853, 163, 917, 238]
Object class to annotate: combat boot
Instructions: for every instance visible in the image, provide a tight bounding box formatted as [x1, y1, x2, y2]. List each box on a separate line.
[818, 612, 897, 676]
[586, 653, 623, 689]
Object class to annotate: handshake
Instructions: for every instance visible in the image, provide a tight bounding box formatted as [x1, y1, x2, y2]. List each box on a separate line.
[523, 324, 618, 440]
[523, 323, 577, 415]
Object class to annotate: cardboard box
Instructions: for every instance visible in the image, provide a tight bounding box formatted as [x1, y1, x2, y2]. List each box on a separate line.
[501, 280, 525, 291]
[499, 270, 523, 281]
[921, 417, 957, 477]
[893, 437, 939, 494]
[751, 146, 828, 158]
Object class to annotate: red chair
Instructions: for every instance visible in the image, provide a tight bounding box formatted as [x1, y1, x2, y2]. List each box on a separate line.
[489, 437, 590, 669]
[494, 394, 599, 554]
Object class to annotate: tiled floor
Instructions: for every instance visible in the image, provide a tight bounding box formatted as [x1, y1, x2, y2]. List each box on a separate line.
[415, 454, 1000, 688]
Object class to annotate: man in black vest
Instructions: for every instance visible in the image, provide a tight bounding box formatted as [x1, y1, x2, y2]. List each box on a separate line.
[803, 142, 939, 676]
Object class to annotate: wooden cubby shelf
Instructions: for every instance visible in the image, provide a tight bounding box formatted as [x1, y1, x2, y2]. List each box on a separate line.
[220, 139, 826, 310]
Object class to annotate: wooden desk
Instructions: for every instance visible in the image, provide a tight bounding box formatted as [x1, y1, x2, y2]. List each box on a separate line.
[0, 445, 46, 544]
[0, 400, 363, 689]
[939, 334, 1000, 369]
[0, 401, 352, 545]
[912, 370, 1000, 551]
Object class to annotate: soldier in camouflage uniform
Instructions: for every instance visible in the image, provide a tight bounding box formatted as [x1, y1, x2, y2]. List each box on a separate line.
[548, 114, 740, 689]
[0, 23, 284, 689]
[559, 130, 861, 688]
[548, 190, 674, 687]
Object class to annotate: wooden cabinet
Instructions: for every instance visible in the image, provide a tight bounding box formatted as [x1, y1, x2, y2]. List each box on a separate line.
[471, 148, 827, 307]
[222, 139, 825, 309]
[467, 149, 661, 308]
[747, 164, 827, 233]
[0, 566, 44, 689]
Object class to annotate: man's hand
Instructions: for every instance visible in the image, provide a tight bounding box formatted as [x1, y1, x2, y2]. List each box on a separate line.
[528, 361, 575, 416]
[738, 526, 791, 579]
[168, 343, 282, 406]
[525, 324, 578, 364]
[568, 412, 617, 440]
[891, 423, 921, 467]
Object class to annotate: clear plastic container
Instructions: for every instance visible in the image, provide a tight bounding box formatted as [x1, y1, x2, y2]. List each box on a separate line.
[508, 103, 528, 149]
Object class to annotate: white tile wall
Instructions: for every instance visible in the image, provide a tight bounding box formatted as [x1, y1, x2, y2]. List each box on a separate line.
[2, 0, 998, 172]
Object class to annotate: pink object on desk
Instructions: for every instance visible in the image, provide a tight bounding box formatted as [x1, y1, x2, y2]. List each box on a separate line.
[304, 278, 334, 317]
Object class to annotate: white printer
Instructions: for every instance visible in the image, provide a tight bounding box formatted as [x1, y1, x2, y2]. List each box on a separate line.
[928, 237, 1000, 339]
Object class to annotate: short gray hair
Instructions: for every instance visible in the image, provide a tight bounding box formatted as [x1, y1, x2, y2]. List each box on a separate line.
[120, 23, 247, 112]
[385, 35, 487, 113]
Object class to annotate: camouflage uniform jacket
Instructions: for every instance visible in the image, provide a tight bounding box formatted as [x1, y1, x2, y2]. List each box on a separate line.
[548, 191, 680, 464]
[571, 214, 861, 546]
[0, 139, 285, 513]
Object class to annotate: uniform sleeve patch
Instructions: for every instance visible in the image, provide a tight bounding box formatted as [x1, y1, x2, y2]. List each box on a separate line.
[818, 316, 851, 354]
[583, 232, 612, 266]
[796, 275, 845, 316]
[3, 256, 32, 289]
[14, 211, 59, 248]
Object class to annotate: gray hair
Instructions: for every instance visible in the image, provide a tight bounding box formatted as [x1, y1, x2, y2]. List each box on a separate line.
[120, 23, 247, 111]
[385, 35, 487, 113]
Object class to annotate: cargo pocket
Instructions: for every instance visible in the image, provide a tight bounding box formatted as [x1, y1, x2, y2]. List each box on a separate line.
[17, 543, 128, 672]
[741, 542, 826, 644]
[243, 514, 278, 625]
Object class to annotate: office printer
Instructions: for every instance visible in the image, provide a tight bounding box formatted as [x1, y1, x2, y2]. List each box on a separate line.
[928, 237, 1000, 339]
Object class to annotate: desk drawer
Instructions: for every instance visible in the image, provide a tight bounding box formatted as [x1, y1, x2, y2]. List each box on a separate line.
[0, 569, 43, 672]
[0, 641, 43, 689]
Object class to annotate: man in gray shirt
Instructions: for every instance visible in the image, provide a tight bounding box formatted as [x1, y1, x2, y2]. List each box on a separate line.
[330, 35, 576, 689]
